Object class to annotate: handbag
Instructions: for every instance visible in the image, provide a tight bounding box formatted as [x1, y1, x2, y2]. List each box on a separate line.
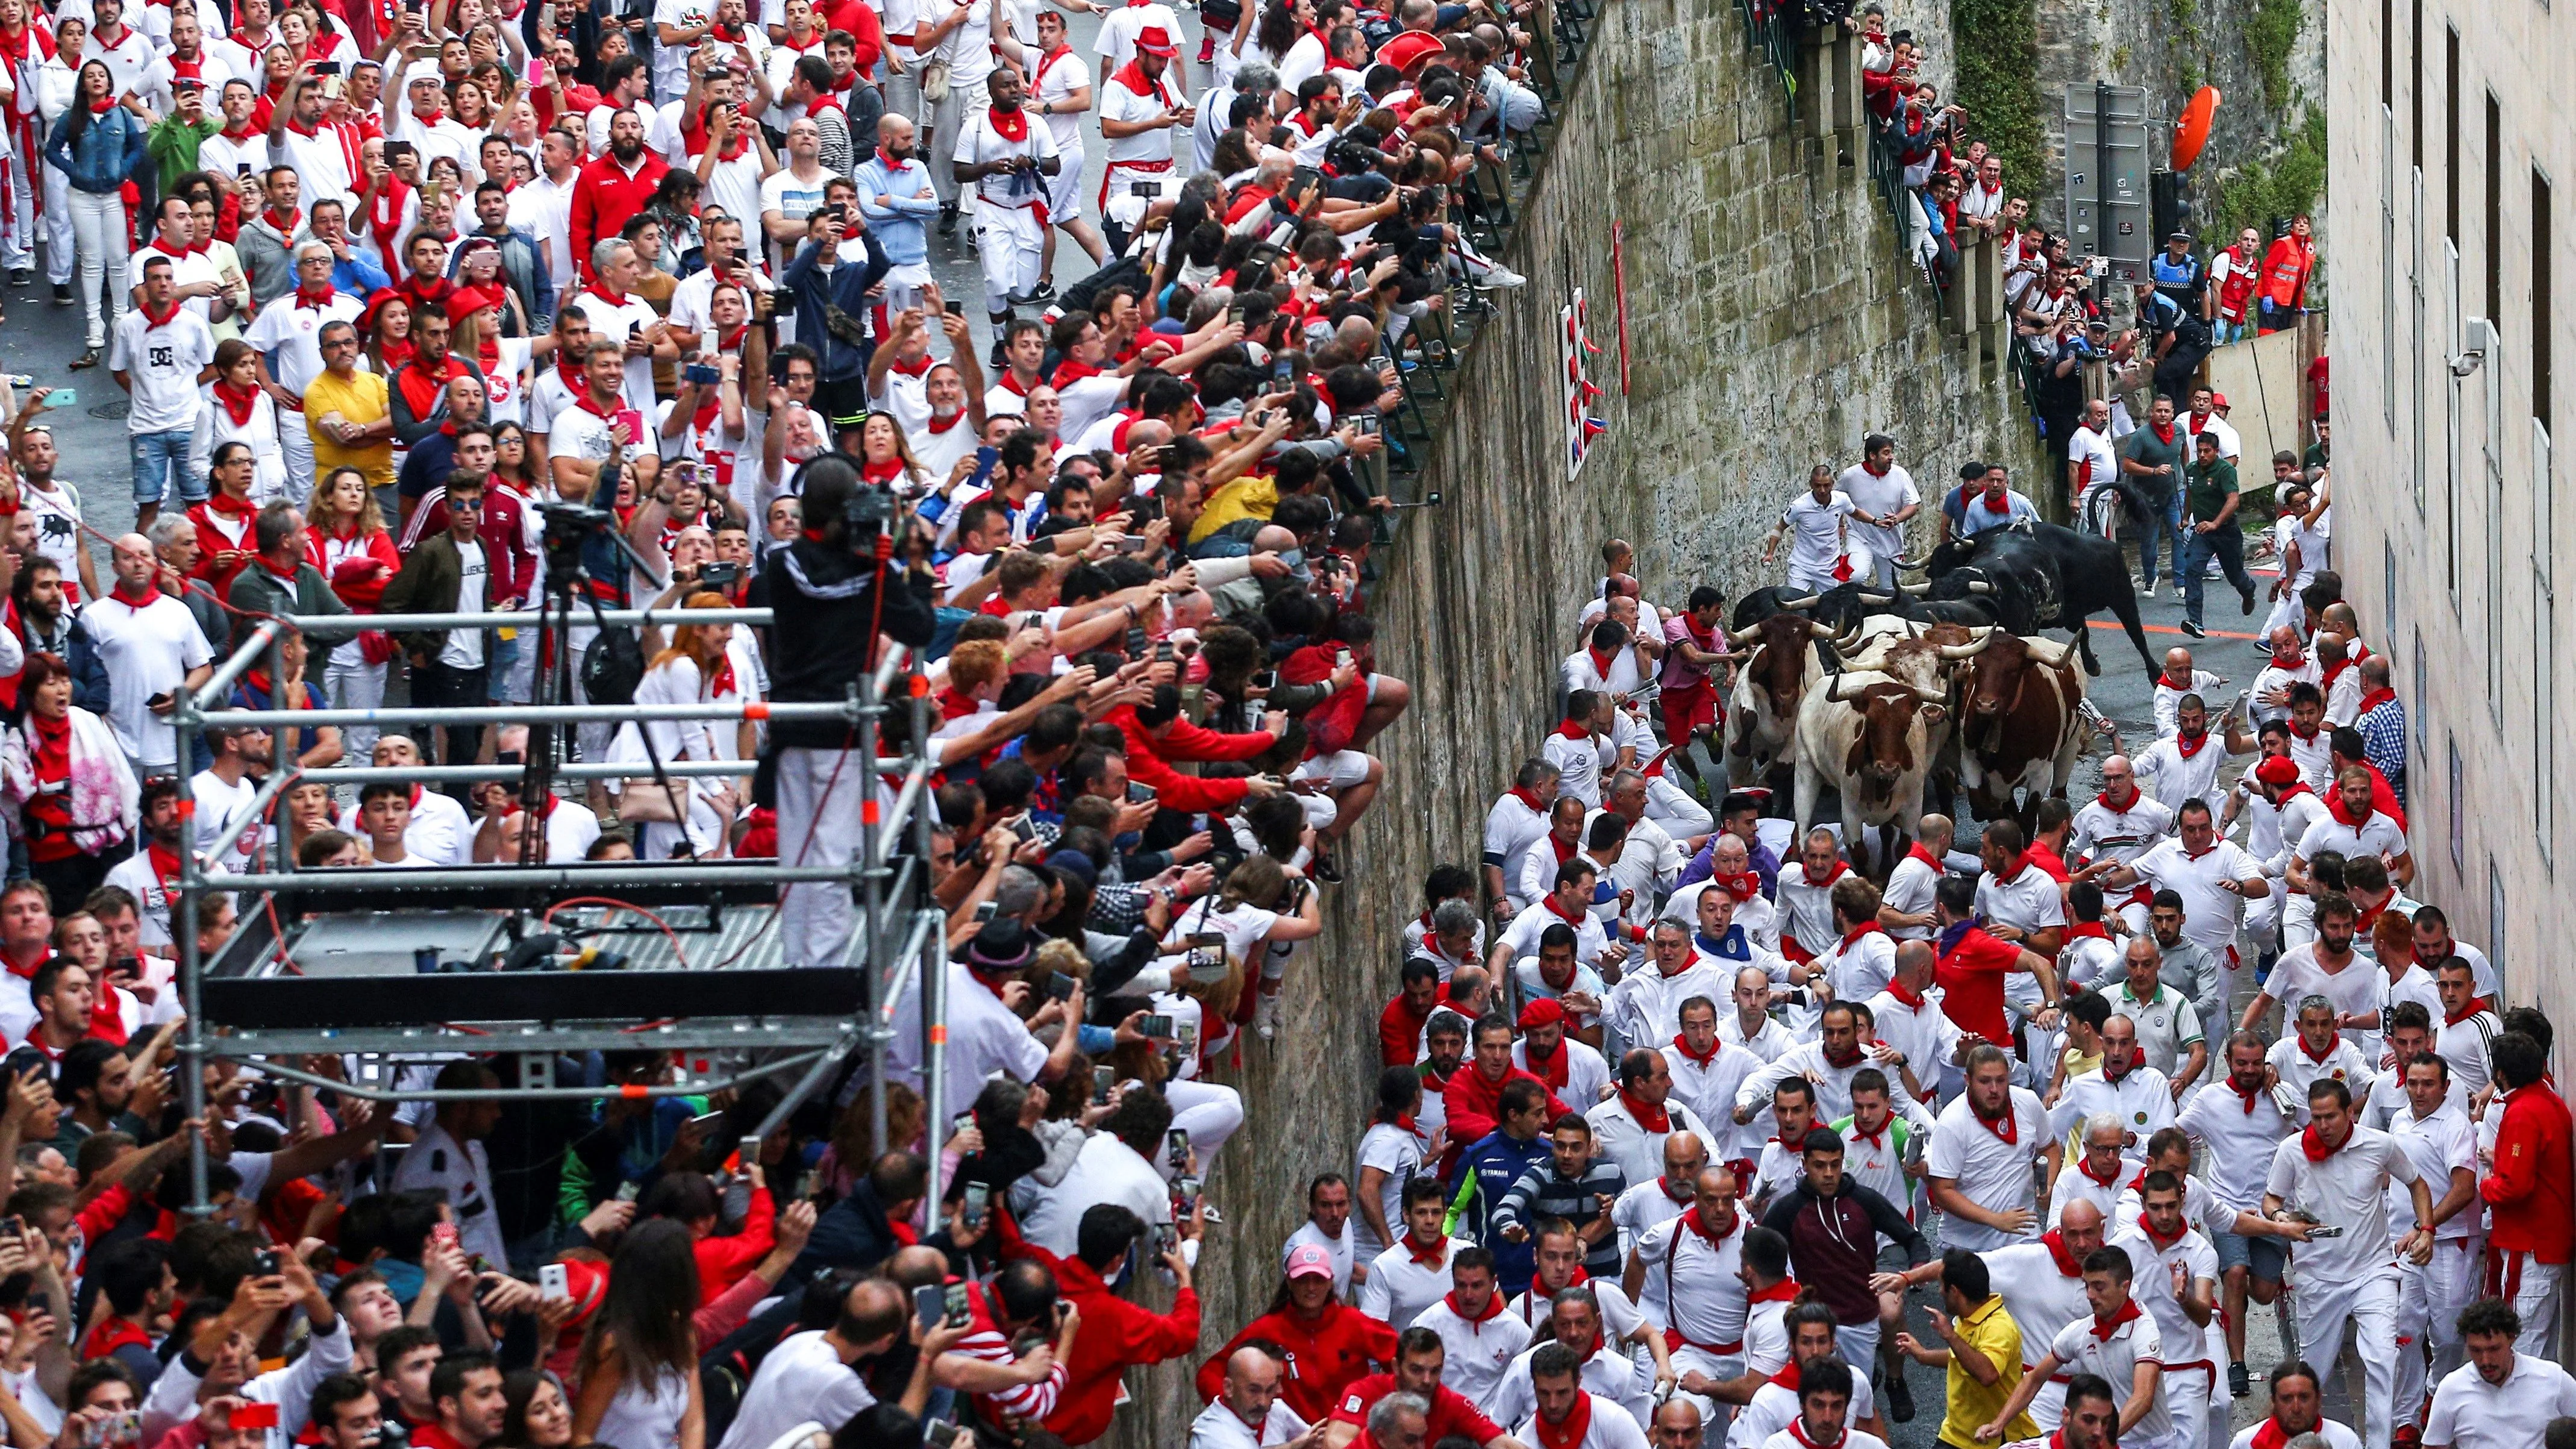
[919, 57, 951, 102]
[615, 775, 690, 823]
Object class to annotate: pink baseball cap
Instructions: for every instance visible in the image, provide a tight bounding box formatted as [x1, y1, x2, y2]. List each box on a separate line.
[1285, 1244, 1336, 1280]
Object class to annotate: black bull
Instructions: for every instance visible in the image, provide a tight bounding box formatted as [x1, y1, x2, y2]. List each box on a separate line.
[1910, 523, 2156, 677]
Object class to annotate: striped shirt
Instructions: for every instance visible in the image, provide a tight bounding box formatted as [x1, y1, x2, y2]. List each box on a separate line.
[954, 1283, 1069, 1424]
[1490, 1159, 1629, 1278]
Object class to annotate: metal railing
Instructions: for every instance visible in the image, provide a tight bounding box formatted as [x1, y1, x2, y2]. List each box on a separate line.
[168, 605, 955, 1211]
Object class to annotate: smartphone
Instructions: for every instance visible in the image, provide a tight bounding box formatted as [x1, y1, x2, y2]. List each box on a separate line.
[1252, 669, 1277, 690]
[1173, 1174, 1201, 1215]
[1155, 640, 1177, 664]
[952, 1111, 975, 1139]
[1124, 626, 1149, 656]
[614, 1178, 642, 1202]
[942, 1283, 971, 1328]
[236, 162, 253, 178]
[1046, 971, 1077, 1001]
[1288, 164, 1322, 196]
[1151, 1223, 1177, 1256]
[146, 690, 172, 710]
[430, 1222, 459, 1252]
[314, 59, 342, 74]
[737, 1134, 763, 1171]
[252, 1249, 282, 1276]
[1186, 933, 1227, 981]
[961, 1180, 990, 1230]
[1163, 1127, 1190, 1170]
[230, 1404, 280, 1433]
[539, 1262, 571, 1298]
[1090, 1063, 1113, 1105]
[49, 387, 76, 408]
[922, 1420, 966, 1449]
[1176, 1020, 1199, 1054]
[827, 203, 847, 222]
[973, 899, 998, 921]
[1336, 648, 1354, 669]
[912, 1283, 945, 1333]
[1021, 611, 1045, 631]
[2304, 1225, 2345, 1239]
[0, 1215, 20, 1240]
[686, 1109, 728, 1134]
[1141, 1013, 1174, 1040]
[701, 561, 742, 587]
[1130, 180, 1163, 198]
[943, 299, 966, 317]
[683, 361, 721, 385]
[1354, 413, 1381, 436]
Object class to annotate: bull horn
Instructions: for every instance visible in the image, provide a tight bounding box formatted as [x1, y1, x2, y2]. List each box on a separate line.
[1725, 625, 1762, 649]
[1778, 593, 1822, 611]
[2026, 636, 2075, 666]
[1806, 619, 1840, 640]
[1892, 554, 1931, 572]
[1936, 630, 1996, 660]
[1965, 581, 1995, 595]
[1855, 589, 1896, 602]
[1907, 681, 1949, 704]
[1896, 582, 1931, 596]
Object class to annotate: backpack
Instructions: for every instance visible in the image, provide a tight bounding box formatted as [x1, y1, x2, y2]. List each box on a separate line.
[582, 627, 646, 706]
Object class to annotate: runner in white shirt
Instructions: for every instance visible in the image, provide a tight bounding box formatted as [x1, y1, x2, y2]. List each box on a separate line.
[1833, 435, 1919, 589]
[1187, 1347, 1311, 1449]
[2066, 399, 2118, 517]
[1356, 1178, 1468, 1331]
[2421, 1307, 2576, 1449]
[1482, 763, 1560, 910]
[2068, 760, 2175, 932]
[2378, 1050, 2483, 1441]
[2265, 1000, 2374, 1124]
[1922, 1048, 2051, 1252]
[2428, 962, 2500, 1098]
[2260, 1077, 2437, 1449]
[2101, 800, 2265, 1027]
[1093, 24, 1187, 241]
[954, 69, 1058, 344]
[1909, 1202, 2105, 1430]
[2222, 1363, 2363, 1449]
[1628, 1176, 1755, 1423]
[1877, 825, 1948, 942]
[1977, 1252, 2172, 1449]
[2290, 771, 2413, 900]
[1762, 470, 1859, 593]
[2106, 1172, 2221, 1449]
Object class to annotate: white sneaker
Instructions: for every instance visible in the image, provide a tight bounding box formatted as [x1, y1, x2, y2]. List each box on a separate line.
[1475, 265, 1527, 290]
[1254, 993, 1282, 1039]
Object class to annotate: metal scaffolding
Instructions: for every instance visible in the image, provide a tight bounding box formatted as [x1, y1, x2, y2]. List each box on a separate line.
[169, 602, 953, 1211]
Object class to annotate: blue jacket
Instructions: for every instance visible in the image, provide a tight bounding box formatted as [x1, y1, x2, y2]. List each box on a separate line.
[1449, 1127, 1554, 1295]
[854, 154, 942, 268]
[449, 222, 557, 327]
[331, 249, 394, 301]
[43, 107, 147, 193]
[781, 231, 892, 383]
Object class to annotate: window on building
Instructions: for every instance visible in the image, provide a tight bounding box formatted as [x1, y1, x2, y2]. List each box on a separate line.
[2445, 28, 2460, 243]
[2449, 243, 2463, 606]
[2386, 111, 2399, 427]
[2539, 169, 2556, 866]
[2489, 863, 2507, 992]
[2416, 172, 2429, 518]
[2382, 0, 2393, 106]
[2540, 169, 2556, 427]
[2450, 736, 2465, 872]
[2486, 93, 2503, 327]
[2416, 628, 2428, 760]
[2412, 0, 2424, 167]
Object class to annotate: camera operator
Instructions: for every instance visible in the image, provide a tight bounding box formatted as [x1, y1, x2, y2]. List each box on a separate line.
[758, 455, 937, 967]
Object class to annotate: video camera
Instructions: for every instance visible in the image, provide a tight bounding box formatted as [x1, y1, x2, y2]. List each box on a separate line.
[845, 481, 896, 549]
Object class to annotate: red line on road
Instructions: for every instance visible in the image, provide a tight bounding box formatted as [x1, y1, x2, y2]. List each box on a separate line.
[2089, 620, 2264, 641]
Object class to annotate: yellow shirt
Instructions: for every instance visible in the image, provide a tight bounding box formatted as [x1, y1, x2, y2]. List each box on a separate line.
[303, 367, 395, 492]
[1937, 1295, 2036, 1449]
[1189, 471, 1278, 543]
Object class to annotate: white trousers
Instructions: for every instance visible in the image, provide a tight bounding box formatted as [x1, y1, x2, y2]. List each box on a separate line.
[281, 411, 318, 507]
[1669, 1346, 1739, 1436]
[775, 743, 864, 968]
[2393, 1235, 2483, 1430]
[324, 647, 388, 764]
[2294, 1261, 2403, 1449]
[973, 199, 1043, 313]
[2495, 1250, 2565, 1359]
[67, 187, 129, 347]
[1163, 1077, 1245, 1175]
[2163, 1363, 2215, 1449]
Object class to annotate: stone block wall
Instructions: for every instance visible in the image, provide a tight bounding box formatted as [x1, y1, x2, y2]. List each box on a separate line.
[1102, 0, 2034, 1441]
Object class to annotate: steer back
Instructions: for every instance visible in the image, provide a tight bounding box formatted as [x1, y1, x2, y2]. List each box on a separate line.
[1957, 632, 2087, 816]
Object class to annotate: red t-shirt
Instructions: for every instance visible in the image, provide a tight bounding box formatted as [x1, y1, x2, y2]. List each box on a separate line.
[1935, 926, 2023, 1044]
[1327, 1374, 1503, 1445]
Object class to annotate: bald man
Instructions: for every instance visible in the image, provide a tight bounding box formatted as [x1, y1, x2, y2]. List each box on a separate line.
[85, 531, 216, 774]
[2152, 647, 2225, 740]
[1190, 1345, 1313, 1449]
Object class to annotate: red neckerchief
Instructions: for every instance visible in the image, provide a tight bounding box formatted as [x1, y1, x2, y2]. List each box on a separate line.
[136, 298, 186, 329]
[1050, 357, 1101, 388]
[2275, 780, 2316, 804]
[2445, 1001, 2485, 1028]
[85, 96, 119, 117]
[293, 281, 338, 309]
[2065, 922, 2112, 942]
[2040, 1228, 2084, 1277]
[1747, 1277, 1801, 1305]
[1712, 871, 1761, 903]
[572, 387, 624, 421]
[1839, 921, 1885, 951]
[806, 92, 845, 123]
[2360, 687, 2398, 715]
[1971, 1095, 2018, 1143]
[1403, 1232, 1448, 1269]
[2089, 1297, 2143, 1341]
[2327, 791, 2373, 828]
[1884, 977, 1925, 1010]
[109, 581, 161, 609]
[925, 407, 967, 434]
[1784, 1416, 1843, 1449]
[2157, 671, 2197, 692]
[986, 103, 1030, 142]
[1980, 489, 2011, 514]
[394, 354, 463, 422]
[1533, 1386, 1592, 1449]
[2300, 1123, 2346, 1162]
[213, 378, 261, 427]
[2152, 420, 2176, 445]
[994, 368, 1034, 397]
[2298, 1031, 2341, 1063]
[2077, 1154, 2122, 1188]
[1034, 42, 1075, 97]
[2351, 889, 2396, 934]
[1584, 645, 1619, 681]
[1905, 842, 1942, 872]
[2289, 716, 2323, 742]
[556, 350, 589, 393]
[2175, 728, 2210, 760]
[2102, 1050, 2137, 1084]
[1548, 834, 1578, 865]
[1522, 1035, 1569, 1091]
[1110, 58, 1173, 107]
[1542, 893, 1587, 930]
[689, 326, 749, 431]
[707, 653, 739, 699]
[1618, 1089, 1669, 1133]
[936, 687, 981, 721]
[1555, 718, 1590, 742]
[1847, 1114, 1890, 1152]
[1822, 1037, 1864, 1069]
[2097, 784, 2142, 813]
[1801, 860, 1849, 889]
[860, 457, 907, 486]
[1672, 1032, 1721, 1067]
[1443, 1288, 1504, 1324]
[80, 1314, 153, 1360]
[2228, 1075, 2266, 1115]
[2136, 1210, 2186, 1251]
[2249, 1418, 2307, 1449]
[2321, 658, 2353, 694]
[205, 490, 257, 519]
[885, 351, 933, 380]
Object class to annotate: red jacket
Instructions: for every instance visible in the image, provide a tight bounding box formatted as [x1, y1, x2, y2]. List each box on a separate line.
[2480, 1080, 2574, 1263]
[187, 498, 263, 599]
[1107, 706, 1275, 813]
[306, 527, 404, 612]
[1005, 1247, 1200, 1445]
[569, 149, 673, 283]
[1379, 992, 1433, 1067]
[692, 1185, 777, 1298]
[398, 488, 536, 605]
[1440, 1065, 1571, 1162]
[1194, 1302, 1396, 1426]
[1278, 642, 1366, 755]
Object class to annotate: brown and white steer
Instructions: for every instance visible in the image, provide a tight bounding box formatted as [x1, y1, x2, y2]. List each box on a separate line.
[1792, 669, 1950, 874]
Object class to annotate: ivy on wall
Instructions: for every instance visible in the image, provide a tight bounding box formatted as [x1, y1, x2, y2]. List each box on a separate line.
[2246, 0, 2304, 109]
[2210, 104, 2326, 242]
[1952, 0, 2047, 199]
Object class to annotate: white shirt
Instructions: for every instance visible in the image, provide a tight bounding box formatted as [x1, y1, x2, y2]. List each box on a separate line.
[1096, 63, 1181, 168]
[1730, 1378, 1877, 1449]
[2067, 424, 2117, 503]
[2229, 1419, 2363, 1449]
[1924, 1087, 2048, 1250]
[2293, 810, 2409, 871]
[2046, 1308, 2169, 1442]
[1585, 1093, 1716, 1189]
[1357, 1235, 1466, 1330]
[80, 591, 215, 769]
[2380, 1099, 2478, 1242]
[388, 1120, 508, 1266]
[1280, 1219, 1357, 1298]
[1779, 490, 1857, 577]
[2175, 1074, 2299, 1214]
[1409, 1295, 1530, 1407]
[2181, 410, 2240, 463]
[2424, 1354, 2576, 1449]
[437, 539, 489, 669]
[954, 104, 1060, 208]
[1013, 1131, 1171, 1253]
[508, 172, 580, 293]
[2266, 943, 2379, 1033]
[2122, 837, 2264, 961]
[109, 305, 218, 434]
[2070, 792, 2176, 874]
[2106, 1224, 2219, 1371]
[2435, 1010, 2501, 1097]
[1353, 1121, 1427, 1258]
[1630, 1210, 1746, 1350]
[246, 290, 363, 398]
[2249, 656, 2322, 728]
[1758, 1431, 1886, 1449]
[2262, 1122, 2421, 1282]
[1543, 728, 1610, 812]
[189, 769, 261, 875]
[2051, 1065, 2175, 1167]
[567, 288, 663, 416]
[1880, 850, 1943, 940]
[335, 786, 473, 867]
[1835, 461, 1919, 561]
[2151, 669, 2227, 740]
[1980, 1240, 2093, 1367]
[1515, 1395, 1651, 1449]
[1188, 1400, 1309, 1449]
[2133, 733, 2240, 812]
[889, 960, 1046, 1121]
[2266, 1033, 2372, 1123]
[713, 1332, 873, 1449]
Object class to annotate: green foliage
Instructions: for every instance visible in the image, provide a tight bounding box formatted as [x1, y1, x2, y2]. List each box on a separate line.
[2246, 0, 2304, 109]
[2209, 104, 2327, 245]
[1952, 0, 2047, 199]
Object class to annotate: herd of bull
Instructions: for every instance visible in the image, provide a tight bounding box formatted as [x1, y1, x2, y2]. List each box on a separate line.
[1721, 521, 2163, 874]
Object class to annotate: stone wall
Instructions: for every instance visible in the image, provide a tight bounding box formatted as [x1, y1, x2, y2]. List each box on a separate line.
[1105, 0, 2033, 1440]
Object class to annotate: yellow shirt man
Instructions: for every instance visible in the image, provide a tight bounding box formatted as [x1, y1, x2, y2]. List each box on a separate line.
[1932, 1292, 2036, 1449]
[304, 365, 395, 492]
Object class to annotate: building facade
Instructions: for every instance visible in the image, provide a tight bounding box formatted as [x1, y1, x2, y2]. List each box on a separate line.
[2327, 0, 2568, 1044]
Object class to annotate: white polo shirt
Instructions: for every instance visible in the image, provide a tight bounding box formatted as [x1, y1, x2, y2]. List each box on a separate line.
[1484, 789, 1553, 877]
[1187, 1399, 1308, 1449]
[2106, 1224, 2220, 1372]
[2262, 1123, 2421, 1283]
[1516, 1394, 1652, 1449]
[1924, 1087, 2048, 1250]
[2046, 1307, 2169, 1442]
[246, 290, 364, 398]
[1981, 1239, 2093, 1368]
[2265, 1034, 2372, 1123]
[2228, 1419, 2363, 1449]
[79, 590, 215, 769]
[2380, 1098, 2478, 1244]
[1543, 727, 1610, 810]
[1630, 1210, 1747, 1352]
[1881, 849, 1943, 940]
[2266, 944, 2380, 1030]
[2071, 792, 2177, 874]
[1356, 1235, 1466, 1330]
[566, 286, 664, 416]
[2434, 1009, 2501, 1097]
[2423, 1354, 2576, 1449]
[2051, 1064, 2175, 1166]
[1609, 1175, 1693, 1247]
[2133, 733, 2239, 812]
[1408, 1294, 1530, 1408]
[1778, 489, 1857, 578]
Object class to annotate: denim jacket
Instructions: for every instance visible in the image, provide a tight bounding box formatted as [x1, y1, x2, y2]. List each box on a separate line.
[43, 106, 148, 194]
[781, 231, 892, 383]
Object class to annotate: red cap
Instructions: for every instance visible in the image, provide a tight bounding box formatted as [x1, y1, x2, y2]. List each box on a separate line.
[2256, 756, 2302, 786]
[2209, 390, 2230, 409]
[1134, 25, 1178, 55]
[1377, 30, 1445, 74]
[443, 280, 504, 325]
[1517, 997, 1566, 1030]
